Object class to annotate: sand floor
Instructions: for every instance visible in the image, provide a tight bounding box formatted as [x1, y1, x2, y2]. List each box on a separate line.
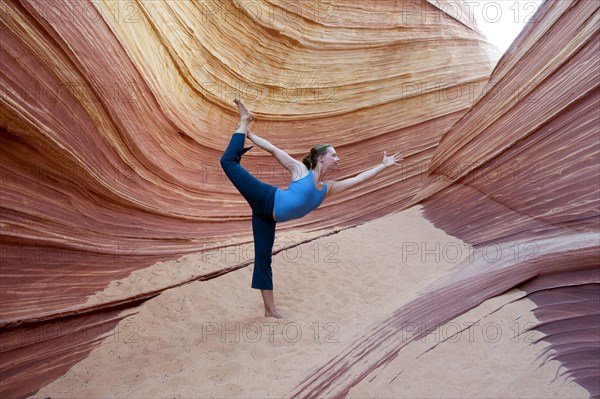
[33, 206, 588, 398]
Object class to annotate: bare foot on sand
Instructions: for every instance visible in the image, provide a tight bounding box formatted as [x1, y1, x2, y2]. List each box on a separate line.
[260, 290, 282, 318]
[234, 98, 255, 122]
[265, 308, 284, 319]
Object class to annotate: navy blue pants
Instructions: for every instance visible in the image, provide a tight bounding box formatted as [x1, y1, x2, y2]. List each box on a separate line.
[220, 133, 278, 290]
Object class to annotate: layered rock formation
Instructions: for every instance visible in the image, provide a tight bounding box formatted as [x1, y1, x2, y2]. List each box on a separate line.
[1, 0, 597, 398]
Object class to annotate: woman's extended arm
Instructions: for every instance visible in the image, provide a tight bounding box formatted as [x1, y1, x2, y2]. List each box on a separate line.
[247, 129, 305, 179]
[326, 151, 403, 197]
[246, 130, 275, 152]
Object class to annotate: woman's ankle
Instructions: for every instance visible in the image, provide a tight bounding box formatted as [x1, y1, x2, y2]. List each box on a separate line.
[235, 121, 249, 134]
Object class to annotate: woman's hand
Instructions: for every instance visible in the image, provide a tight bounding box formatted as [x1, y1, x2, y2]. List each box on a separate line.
[382, 151, 403, 167]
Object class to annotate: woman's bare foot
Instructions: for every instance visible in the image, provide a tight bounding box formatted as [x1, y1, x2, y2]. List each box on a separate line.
[261, 290, 284, 319]
[265, 308, 284, 319]
[234, 98, 255, 122]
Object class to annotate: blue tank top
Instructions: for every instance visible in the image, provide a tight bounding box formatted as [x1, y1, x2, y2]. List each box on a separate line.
[274, 170, 327, 222]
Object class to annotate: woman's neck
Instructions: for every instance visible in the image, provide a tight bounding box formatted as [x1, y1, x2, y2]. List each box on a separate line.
[313, 165, 323, 182]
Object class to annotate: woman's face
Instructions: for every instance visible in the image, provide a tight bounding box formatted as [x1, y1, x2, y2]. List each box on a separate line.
[320, 146, 339, 171]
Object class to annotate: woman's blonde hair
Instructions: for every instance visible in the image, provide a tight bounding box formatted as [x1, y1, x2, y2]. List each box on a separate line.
[302, 144, 331, 170]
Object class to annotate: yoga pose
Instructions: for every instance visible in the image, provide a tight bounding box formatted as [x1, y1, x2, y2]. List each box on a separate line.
[220, 99, 403, 318]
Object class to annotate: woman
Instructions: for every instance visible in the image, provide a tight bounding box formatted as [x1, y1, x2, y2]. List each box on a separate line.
[220, 99, 403, 318]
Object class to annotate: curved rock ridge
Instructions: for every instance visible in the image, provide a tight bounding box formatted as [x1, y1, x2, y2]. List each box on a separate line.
[0, 1, 499, 396]
[1, 0, 496, 321]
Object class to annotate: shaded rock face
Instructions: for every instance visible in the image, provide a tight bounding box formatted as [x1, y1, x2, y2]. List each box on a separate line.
[0, 0, 597, 398]
[418, 0, 600, 303]
[419, 2, 599, 396]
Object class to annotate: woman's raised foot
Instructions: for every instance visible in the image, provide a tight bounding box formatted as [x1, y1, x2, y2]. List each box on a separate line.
[234, 98, 255, 122]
